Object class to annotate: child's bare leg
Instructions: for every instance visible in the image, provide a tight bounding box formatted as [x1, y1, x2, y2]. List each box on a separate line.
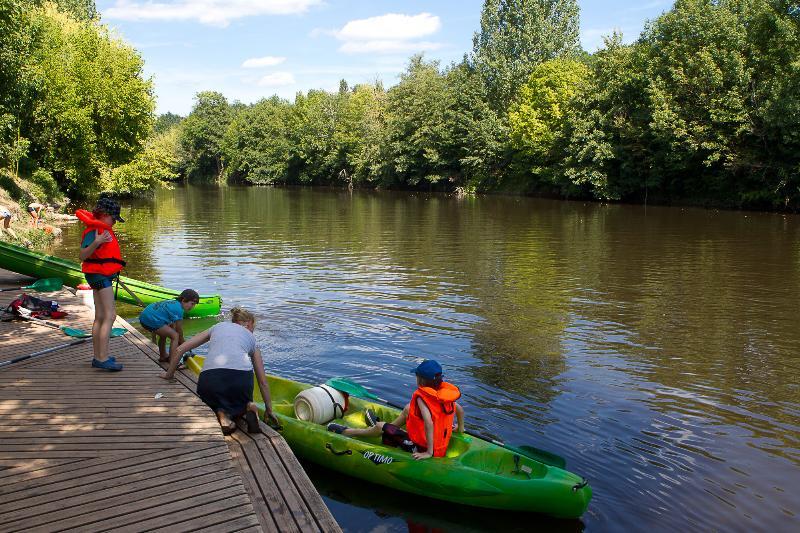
[216, 410, 236, 433]
[92, 287, 114, 361]
[157, 335, 167, 360]
[152, 325, 178, 362]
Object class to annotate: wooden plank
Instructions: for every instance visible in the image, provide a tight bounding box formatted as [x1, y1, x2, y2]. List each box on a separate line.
[4, 470, 243, 533]
[226, 432, 283, 532]
[143, 501, 260, 533]
[262, 436, 342, 533]
[233, 430, 312, 533]
[1, 445, 226, 495]
[28, 474, 247, 533]
[0, 453, 234, 513]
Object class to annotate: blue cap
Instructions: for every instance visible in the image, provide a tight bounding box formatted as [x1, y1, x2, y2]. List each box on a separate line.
[411, 359, 442, 380]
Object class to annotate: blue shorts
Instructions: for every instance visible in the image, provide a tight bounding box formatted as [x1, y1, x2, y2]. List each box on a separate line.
[141, 320, 160, 332]
[85, 273, 115, 291]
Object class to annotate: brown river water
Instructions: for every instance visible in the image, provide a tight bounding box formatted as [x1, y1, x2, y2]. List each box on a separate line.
[51, 185, 800, 532]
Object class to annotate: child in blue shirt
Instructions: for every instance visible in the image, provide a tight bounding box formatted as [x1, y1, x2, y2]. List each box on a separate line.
[139, 289, 200, 363]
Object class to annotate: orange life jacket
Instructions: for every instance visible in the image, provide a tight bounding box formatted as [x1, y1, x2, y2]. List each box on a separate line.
[76, 209, 125, 276]
[406, 381, 461, 457]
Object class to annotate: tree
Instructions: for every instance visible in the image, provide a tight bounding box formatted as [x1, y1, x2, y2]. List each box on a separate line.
[221, 96, 296, 185]
[508, 58, 589, 191]
[561, 34, 653, 200]
[179, 91, 232, 181]
[472, 0, 581, 109]
[154, 112, 183, 134]
[382, 55, 451, 188]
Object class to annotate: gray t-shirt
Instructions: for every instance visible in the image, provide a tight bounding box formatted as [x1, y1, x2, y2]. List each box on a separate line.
[201, 322, 257, 372]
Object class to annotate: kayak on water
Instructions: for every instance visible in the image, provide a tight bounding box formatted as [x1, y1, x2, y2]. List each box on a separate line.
[0, 241, 221, 318]
[185, 355, 592, 518]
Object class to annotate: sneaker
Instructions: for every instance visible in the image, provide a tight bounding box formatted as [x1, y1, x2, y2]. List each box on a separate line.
[91, 358, 123, 371]
[365, 408, 381, 427]
[327, 423, 348, 434]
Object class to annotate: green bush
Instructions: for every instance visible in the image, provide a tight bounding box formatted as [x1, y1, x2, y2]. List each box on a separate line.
[30, 168, 61, 200]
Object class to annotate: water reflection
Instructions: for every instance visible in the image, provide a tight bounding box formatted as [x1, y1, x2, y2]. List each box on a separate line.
[50, 186, 800, 531]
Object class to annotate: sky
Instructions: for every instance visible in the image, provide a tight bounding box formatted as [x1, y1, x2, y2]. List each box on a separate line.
[95, 1, 675, 115]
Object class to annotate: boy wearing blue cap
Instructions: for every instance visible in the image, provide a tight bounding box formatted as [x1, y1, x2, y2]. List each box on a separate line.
[329, 359, 464, 460]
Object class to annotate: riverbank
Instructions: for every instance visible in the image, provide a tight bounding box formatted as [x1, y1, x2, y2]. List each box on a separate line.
[0, 268, 339, 532]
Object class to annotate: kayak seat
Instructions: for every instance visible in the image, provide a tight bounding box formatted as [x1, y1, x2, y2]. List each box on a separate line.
[459, 448, 547, 478]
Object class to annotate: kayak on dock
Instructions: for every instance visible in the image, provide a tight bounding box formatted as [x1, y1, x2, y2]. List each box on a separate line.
[0, 241, 221, 318]
[185, 355, 593, 518]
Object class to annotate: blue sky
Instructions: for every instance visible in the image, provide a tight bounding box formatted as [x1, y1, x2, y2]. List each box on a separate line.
[96, 1, 674, 115]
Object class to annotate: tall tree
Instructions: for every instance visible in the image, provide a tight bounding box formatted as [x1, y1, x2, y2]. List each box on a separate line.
[179, 91, 232, 181]
[472, 0, 581, 109]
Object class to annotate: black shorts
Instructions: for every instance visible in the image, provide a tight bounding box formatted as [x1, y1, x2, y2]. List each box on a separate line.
[381, 423, 425, 453]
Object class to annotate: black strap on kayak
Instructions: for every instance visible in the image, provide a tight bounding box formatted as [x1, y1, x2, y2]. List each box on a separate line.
[321, 386, 345, 419]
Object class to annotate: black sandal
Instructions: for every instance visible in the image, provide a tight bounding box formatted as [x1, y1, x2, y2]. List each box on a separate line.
[244, 411, 261, 434]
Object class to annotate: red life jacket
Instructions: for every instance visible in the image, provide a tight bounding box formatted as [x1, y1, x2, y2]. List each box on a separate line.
[406, 381, 461, 457]
[76, 209, 126, 276]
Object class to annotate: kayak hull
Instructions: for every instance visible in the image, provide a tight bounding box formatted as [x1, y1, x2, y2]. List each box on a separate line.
[0, 241, 221, 318]
[186, 356, 592, 518]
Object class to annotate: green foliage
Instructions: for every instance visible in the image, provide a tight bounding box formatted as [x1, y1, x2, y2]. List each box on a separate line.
[178, 91, 232, 182]
[102, 128, 180, 196]
[29, 168, 60, 200]
[222, 96, 296, 185]
[0, 2, 153, 198]
[472, 0, 581, 109]
[154, 112, 183, 134]
[508, 58, 588, 191]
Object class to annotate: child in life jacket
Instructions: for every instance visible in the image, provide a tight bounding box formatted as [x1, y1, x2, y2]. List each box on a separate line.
[77, 197, 126, 371]
[139, 289, 199, 363]
[328, 360, 464, 460]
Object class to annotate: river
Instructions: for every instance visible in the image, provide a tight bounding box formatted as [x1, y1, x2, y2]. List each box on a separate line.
[51, 185, 800, 532]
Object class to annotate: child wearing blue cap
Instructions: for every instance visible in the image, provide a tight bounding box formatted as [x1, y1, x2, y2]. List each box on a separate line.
[328, 359, 464, 460]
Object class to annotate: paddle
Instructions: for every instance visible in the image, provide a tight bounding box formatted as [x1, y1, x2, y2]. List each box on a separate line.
[114, 276, 145, 307]
[0, 338, 88, 369]
[0, 277, 63, 293]
[16, 307, 127, 338]
[325, 377, 567, 469]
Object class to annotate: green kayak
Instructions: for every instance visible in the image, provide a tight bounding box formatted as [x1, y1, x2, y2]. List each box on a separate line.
[186, 356, 592, 518]
[0, 241, 221, 318]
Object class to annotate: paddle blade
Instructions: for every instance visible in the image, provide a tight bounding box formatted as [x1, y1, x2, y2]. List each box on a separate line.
[61, 327, 91, 338]
[27, 278, 63, 292]
[326, 377, 381, 400]
[60, 326, 126, 338]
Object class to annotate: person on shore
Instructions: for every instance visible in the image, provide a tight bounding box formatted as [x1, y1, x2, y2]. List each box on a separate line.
[161, 307, 278, 435]
[1, 206, 32, 246]
[77, 197, 126, 372]
[1, 205, 15, 238]
[328, 359, 464, 460]
[27, 202, 44, 227]
[139, 289, 199, 363]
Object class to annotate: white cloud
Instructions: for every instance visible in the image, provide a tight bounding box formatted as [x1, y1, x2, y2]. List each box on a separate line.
[335, 13, 441, 41]
[104, 0, 322, 27]
[242, 56, 287, 68]
[339, 40, 443, 55]
[325, 12, 444, 56]
[258, 71, 296, 86]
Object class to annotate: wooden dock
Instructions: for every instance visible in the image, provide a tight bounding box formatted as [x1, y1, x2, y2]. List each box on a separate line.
[0, 269, 340, 532]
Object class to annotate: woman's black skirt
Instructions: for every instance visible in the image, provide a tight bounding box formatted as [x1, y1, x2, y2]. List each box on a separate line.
[197, 368, 254, 417]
